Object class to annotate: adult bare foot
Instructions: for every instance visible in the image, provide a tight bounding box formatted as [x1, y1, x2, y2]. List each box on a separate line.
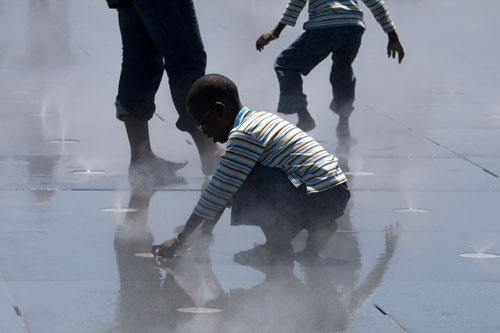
[129, 154, 187, 190]
[296, 108, 316, 132]
[147, 155, 188, 173]
[131, 153, 187, 173]
[123, 114, 187, 188]
[190, 130, 224, 176]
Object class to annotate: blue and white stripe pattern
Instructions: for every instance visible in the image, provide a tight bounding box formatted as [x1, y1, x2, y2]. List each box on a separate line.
[280, 0, 395, 33]
[194, 107, 347, 219]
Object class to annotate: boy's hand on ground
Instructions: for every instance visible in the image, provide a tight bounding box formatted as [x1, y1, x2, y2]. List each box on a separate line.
[151, 236, 179, 258]
[256, 32, 277, 51]
[387, 31, 404, 64]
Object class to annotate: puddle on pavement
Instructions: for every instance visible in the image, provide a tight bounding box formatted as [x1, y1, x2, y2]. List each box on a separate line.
[436, 91, 466, 96]
[101, 207, 139, 213]
[47, 139, 80, 143]
[28, 113, 58, 117]
[177, 307, 224, 314]
[344, 171, 374, 177]
[134, 253, 155, 258]
[72, 170, 107, 175]
[393, 208, 432, 213]
[458, 253, 500, 259]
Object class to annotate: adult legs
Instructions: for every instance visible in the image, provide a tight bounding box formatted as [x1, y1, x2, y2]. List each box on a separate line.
[130, 0, 221, 176]
[274, 30, 334, 132]
[116, 3, 187, 188]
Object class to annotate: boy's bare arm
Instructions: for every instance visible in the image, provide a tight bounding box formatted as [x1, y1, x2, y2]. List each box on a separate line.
[151, 209, 225, 258]
[151, 212, 204, 257]
[256, 23, 286, 51]
[387, 31, 404, 63]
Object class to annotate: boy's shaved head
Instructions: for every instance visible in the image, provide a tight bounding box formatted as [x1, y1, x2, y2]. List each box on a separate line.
[187, 74, 242, 116]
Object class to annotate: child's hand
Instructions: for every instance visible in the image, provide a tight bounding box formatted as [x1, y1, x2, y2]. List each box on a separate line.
[151, 236, 180, 258]
[387, 31, 404, 64]
[256, 31, 278, 51]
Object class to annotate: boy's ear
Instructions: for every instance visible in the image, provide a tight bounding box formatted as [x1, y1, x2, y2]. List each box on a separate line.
[213, 101, 227, 116]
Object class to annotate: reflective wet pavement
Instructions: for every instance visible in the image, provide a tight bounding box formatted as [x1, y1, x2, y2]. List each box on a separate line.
[1, 0, 500, 332]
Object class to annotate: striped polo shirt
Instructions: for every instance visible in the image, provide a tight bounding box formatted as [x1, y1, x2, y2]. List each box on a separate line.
[194, 107, 347, 219]
[280, 0, 395, 33]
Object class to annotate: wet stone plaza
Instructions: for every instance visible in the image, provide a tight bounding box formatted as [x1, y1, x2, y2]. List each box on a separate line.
[1, 0, 500, 332]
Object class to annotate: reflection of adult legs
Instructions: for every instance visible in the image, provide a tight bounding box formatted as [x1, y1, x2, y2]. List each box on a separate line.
[117, 3, 187, 187]
[329, 27, 363, 140]
[274, 30, 333, 132]
[130, 0, 221, 176]
[113, 191, 175, 332]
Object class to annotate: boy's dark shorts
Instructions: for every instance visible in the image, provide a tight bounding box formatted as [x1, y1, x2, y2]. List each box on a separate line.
[231, 164, 350, 233]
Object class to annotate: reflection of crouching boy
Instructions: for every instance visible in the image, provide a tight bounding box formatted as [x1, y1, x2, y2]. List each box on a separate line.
[152, 74, 350, 261]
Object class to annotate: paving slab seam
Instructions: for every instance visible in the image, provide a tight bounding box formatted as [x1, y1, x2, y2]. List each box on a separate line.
[349, 156, 459, 159]
[423, 137, 499, 178]
[374, 304, 409, 333]
[0, 272, 30, 333]
[0, 188, 204, 192]
[2, 188, 500, 193]
[367, 106, 499, 178]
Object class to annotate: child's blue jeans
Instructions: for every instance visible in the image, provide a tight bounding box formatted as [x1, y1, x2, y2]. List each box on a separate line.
[274, 26, 364, 117]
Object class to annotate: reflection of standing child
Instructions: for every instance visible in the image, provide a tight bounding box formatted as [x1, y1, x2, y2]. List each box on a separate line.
[153, 74, 350, 263]
[256, 0, 405, 140]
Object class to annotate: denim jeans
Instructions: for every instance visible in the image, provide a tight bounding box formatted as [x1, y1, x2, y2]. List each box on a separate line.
[115, 0, 206, 132]
[274, 26, 364, 117]
[231, 164, 350, 243]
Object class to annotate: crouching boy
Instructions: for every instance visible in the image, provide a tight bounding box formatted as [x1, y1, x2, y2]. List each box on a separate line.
[152, 74, 350, 261]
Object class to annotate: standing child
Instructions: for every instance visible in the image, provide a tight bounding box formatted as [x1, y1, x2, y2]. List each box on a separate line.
[152, 74, 350, 263]
[256, 0, 405, 140]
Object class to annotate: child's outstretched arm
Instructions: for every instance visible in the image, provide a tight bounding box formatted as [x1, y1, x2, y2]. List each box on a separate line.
[153, 131, 265, 257]
[256, 0, 306, 51]
[151, 212, 204, 258]
[256, 23, 286, 51]
[151, 209, 225, 258]
[387, 31, 404, 64]
[361, 0, 405, 63]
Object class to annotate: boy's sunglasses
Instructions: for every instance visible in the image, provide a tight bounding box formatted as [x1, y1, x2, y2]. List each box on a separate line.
[195, 109, 214, 132]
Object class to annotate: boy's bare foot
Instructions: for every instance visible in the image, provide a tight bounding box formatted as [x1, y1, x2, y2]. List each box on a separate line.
[296, 108, 316, 132]
[190, 130, 224, 176]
